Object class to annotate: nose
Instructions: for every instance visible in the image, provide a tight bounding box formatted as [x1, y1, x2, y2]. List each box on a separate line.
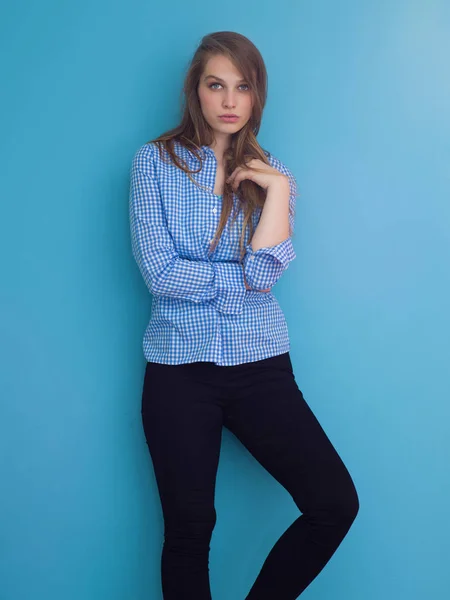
[223, 90, 237, 109]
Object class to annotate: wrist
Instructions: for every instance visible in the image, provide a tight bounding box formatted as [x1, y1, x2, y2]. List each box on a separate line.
[268, 175, 290, 193]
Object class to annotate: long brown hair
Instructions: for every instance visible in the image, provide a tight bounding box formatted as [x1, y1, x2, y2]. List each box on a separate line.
[148, 31, 292, 261]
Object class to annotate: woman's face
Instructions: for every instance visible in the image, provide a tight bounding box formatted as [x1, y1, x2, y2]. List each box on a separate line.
[197, 54, 254, 141]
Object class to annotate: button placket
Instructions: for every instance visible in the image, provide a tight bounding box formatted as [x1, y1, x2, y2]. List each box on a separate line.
[208, 149, 219, 245]
[209, 194, 217, 245]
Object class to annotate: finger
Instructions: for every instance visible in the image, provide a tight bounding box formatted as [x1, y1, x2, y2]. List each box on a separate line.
[230, 174, 241, 190]
[226, 169, 237, 183]
[226, 167, 241, 185]
[227, 171, 240, 190]
[231, 175, 246, 191]
[232, 169, 253, 190]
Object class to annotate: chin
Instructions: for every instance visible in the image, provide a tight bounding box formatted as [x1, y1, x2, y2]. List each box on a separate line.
[213, 123, 244, 136]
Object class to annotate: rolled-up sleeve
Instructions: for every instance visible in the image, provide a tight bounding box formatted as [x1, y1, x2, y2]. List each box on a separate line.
[129, 144, 247, 315]
[243, 159, 297, 290]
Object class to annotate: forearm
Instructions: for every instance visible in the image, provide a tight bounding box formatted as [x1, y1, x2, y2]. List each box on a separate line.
[131, 218, 248, 314]
[130, 151, 249, 314]
[242, 177, 296, 290]
[250, 178, 290, 251]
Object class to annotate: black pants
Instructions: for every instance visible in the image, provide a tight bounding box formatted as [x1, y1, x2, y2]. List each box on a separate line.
[141, 352, 359, 599]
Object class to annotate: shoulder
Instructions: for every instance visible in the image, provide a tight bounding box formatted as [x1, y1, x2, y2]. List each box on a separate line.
[131, 141, 161, 168]
[263, 149, 297, 193]
[131, 139, 193, 171]
[263, 149, 294, 177]
[130, 142, 172, 178]
[130, 143, 156, 179]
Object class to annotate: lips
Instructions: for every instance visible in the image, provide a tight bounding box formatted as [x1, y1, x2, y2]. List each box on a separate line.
[219, 115, 239, 122]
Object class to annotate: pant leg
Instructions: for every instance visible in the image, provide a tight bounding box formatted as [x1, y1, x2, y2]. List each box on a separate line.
[223, 353, 360, 600]
[141, 361, 224, 600]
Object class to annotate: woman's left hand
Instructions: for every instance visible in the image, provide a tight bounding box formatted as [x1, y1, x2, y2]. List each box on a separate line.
[226, 158, 289, 192]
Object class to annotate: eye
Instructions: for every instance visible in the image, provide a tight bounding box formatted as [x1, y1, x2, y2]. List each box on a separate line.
[208, 82, 250, 91]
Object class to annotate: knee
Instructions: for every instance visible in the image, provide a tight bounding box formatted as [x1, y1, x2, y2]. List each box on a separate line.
[164, 505, 217, 544]
[327, 482, 360, 530]
[305, 474, 359, 531]
[338, 486, 359, 527]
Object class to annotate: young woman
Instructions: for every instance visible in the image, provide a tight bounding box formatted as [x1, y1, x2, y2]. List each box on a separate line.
[129, 31, 359, 600]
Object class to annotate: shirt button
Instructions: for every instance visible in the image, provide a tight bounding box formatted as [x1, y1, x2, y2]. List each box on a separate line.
[250, 256, 255, 260]
[212, 207, 217, 214]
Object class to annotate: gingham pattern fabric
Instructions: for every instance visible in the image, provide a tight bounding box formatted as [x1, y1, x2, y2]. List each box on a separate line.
[129, 140, 297, 366]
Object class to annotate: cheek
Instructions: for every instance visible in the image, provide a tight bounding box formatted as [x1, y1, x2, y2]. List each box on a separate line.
[199, 90, 216, 114]
[243, 96, 253, 117]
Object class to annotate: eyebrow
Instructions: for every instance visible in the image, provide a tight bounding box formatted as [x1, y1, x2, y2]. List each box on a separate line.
[204, 75, 247, 83]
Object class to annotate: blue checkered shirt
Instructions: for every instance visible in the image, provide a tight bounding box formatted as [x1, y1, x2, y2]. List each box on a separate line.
[129, 140, 297, 366]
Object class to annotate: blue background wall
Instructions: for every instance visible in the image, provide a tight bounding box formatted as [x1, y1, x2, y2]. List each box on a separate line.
[1, 1, 449, 598]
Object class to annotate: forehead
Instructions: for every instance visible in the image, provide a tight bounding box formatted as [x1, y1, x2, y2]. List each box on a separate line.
[202, 54, 245, 81]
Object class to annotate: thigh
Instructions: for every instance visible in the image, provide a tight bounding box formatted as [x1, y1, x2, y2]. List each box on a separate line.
[223, 354, 356, 510]
[141, 361, 224, 525]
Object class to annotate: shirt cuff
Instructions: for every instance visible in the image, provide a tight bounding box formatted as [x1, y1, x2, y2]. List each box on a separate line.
[243, 237, 296, 290]
[211, 262, 247, 315]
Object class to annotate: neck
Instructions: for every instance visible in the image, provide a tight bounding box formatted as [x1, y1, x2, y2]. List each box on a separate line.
[209, 132, 232, 162]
